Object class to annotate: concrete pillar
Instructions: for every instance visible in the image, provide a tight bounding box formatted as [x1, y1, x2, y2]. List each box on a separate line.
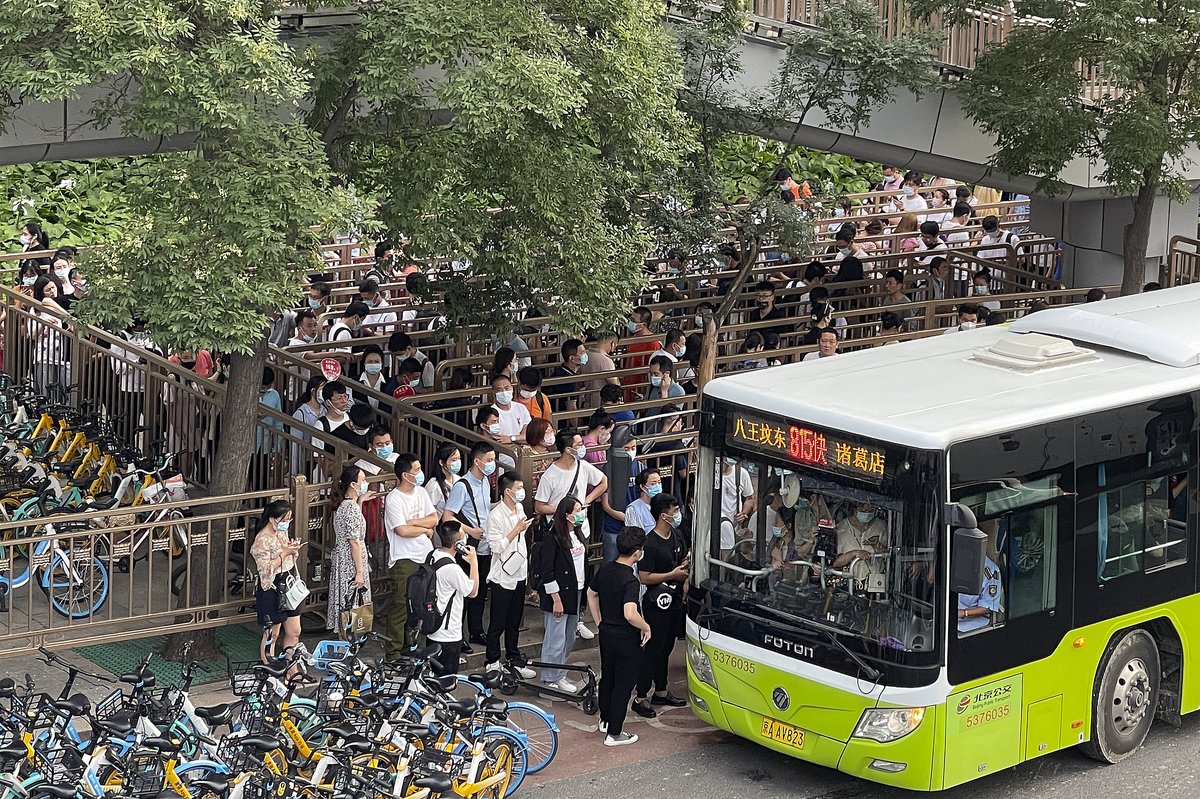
[1030, 191, 1199, 288]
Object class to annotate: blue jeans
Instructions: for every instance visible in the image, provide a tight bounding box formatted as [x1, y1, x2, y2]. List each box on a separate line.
[540, 612, 579, 683]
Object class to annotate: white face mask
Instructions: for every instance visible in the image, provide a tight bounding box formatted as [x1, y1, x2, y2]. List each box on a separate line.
[959, 321, 977, 331]
[973, 285, 989, 295]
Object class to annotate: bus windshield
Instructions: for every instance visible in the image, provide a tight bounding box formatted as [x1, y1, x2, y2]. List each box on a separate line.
[693, 415, 942, 680]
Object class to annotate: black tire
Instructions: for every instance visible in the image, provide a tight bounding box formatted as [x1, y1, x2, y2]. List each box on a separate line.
[499, 674, 519, 697]
[1080, 629, 1160, 763]
[581, 695, 598, 716]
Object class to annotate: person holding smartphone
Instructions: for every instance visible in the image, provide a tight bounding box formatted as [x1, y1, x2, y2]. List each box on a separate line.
[250, 499, 303, 662]
[631, 493, 690, 719]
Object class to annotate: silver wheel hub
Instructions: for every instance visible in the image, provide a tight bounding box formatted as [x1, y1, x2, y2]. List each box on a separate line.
[1112, 657, 1152, 735]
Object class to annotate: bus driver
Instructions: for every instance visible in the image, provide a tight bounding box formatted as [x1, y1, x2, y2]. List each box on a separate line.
[958, 520, 1005, 633]
[833, 502, 889, 568]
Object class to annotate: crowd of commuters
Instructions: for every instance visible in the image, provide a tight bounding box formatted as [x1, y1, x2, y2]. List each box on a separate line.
[8, 170, 1124, 747]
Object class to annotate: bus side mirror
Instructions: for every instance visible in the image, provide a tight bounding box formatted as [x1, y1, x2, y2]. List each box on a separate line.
[944, 502, 977, 529]
[950, 527, 987, 594]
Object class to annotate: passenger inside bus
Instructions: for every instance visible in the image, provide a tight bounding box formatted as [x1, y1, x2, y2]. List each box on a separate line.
[957, 520, 1005, 634]
[833, 502, 890, 568]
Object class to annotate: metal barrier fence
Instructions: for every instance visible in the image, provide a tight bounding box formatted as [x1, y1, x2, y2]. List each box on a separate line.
[1166, 236, 1200, 287]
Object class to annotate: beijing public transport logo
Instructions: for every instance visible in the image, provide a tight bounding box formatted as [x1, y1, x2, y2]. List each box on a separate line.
[956, 683, 1013, 715]
[956, 695, 972, 715]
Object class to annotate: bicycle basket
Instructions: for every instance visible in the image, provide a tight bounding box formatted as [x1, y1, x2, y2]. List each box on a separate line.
[32, 743, 85, 783]
[333, 755, 396, 795]
[372, 666, 414, 700]
[240, 704, 280, 737]
[124, 749, 167, 798]
[311, 640, 350, 671]
[150, 686, 185, 727]
[215, 735, 260, 775]
[315, 677, 351, 715]
[228, 659, 263, 697]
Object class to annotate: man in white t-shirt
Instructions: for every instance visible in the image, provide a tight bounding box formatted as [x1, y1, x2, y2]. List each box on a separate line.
[325, 302, 368, 365]
[359, 279, 399, 336]
[802, 329, 839, 361]
[385, 453, 440, 656]
[489, 373, 531, 446]
[941, 202, 973, 247]
[535, 430, 608, 639]
[719, 458, 755, 554]
[427, 520, 479, 676]
[977, 215, 1021, 261]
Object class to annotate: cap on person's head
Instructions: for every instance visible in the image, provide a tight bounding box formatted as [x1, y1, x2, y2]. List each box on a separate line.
[981, 215, 999, 232]
[919, 221, 940, 237]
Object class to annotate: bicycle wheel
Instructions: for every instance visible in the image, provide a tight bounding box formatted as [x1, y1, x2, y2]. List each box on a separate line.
[172, 759, 232, 799]
[504, 702, 558, 774]
[471, 727, 526, 799]
[475, 734, 517, 799]
[42, 551, 109, 618]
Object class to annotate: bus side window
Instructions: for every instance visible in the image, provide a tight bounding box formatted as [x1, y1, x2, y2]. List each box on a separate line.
[1099, 477, 1185, 581]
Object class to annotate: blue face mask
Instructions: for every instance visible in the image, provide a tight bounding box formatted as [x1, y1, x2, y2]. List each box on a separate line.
[274, 519, 291, 533]
[574, 445, 587, 460]
[578, 352, 589, 366]
[449, 459, 462, 474]
[627, 320, 638, 334]
[495, 390, 513, 405]
[364, 363, 382, 375]
[375, 444, 393, 459]
[903, 186, 916, 197]
[646, 483, 662, 497]
[513, 488, 527, 503]
[771, 526, 783, 538]
[307, 298, 322, 308]
[694, 315, 704, 328]
[410, 470, 425, 487]
[671, 511, 683, 527]
[650, 375, 663, 387]
[481, 460, 497, 477]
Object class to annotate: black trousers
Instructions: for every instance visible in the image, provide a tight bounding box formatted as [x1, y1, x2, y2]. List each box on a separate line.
[466, 554, 491, 640]
[429, 637, 461, 676]
[486, 581, 526, 664]
[600, 632, 643, 737]
[637, 604, 681, 698]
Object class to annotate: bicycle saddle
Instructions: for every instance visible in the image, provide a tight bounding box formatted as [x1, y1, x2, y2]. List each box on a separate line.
[343, 735, 374, 754]
[0, 678, 14, 697]
[119, 667, 155, 688]
[413, 774, 454, 793]
[188, 776, 230, 794]
[446, 699, 477, 718]
[140, 737, 182, 754]
[325, 722, 361, 741]
[31, 784, 75, 799]
[194, 702, 234, 726]
[480, 696, 508, 716]
[424, 674, 458, 693]
[252, 661, 291, 679]
[0, 744, 27, 760]
[93, 715, 134, 736]
[53, 694, 90, 717]
[468, 672, 503, 690]
[239, 735, 282, 752]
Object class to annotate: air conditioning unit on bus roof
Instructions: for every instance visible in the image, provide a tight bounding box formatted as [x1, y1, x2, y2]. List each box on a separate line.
[970, 332, 1099, 372]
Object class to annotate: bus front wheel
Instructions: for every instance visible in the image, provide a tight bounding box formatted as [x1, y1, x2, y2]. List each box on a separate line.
[1081, 629, 1160, 764]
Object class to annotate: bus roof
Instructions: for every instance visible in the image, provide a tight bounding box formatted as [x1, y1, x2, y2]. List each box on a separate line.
[705, 283, 1200, 450]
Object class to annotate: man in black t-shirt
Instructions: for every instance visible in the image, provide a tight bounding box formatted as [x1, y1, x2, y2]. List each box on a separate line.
[588, 527, 651, 747]
[632, 494, 690, 719]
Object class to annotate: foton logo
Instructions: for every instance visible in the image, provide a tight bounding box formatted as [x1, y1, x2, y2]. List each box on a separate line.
[957, 695, 972, 715]
[763, 635, 815, 658]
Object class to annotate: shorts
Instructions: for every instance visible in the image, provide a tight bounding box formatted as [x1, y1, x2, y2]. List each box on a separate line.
[256, 586, 301, 629]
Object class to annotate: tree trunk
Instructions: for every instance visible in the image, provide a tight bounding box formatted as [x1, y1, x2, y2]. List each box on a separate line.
[1121, 179, 1159, 296]
[162, 335, 270, 661]
[697, 236, 760, 393]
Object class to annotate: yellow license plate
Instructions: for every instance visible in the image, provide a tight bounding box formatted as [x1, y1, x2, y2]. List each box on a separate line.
[760, 717, 806, 749]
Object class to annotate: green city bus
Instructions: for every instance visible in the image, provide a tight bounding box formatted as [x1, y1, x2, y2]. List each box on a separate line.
[686, 284, 1198, 789]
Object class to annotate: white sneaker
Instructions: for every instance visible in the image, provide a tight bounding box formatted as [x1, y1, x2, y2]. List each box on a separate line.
[604, 732, 638, 746]
[577, 621, 595, 640]
[549, 677, 579, 694]
[485, 661, 502, 672]
[513, 664, 537, 680]
[598, 720, 608, 734]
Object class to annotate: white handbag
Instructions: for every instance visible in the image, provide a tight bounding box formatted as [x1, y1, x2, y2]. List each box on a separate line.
[278, 567, 310, 611]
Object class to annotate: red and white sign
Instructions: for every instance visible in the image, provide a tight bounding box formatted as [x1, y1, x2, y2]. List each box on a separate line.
[320, 358, 341, 381]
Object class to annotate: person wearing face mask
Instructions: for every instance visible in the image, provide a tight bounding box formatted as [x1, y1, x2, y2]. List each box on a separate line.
[383, 453, 440, 657]
[356, 425, 399, 476]
[825, 196, 854, 234]
[514, 366, 554, 425]
[747, 281, 787, 336]
[325, 301, 370, 365]
[581, 410, 615, 466]
[971, 270, 1001, 312]
[622, 307, 658, 401]
[18, 222, 50, 271]
[358, 278, 398, 337]
[425, 442, 463, 516]
[578, 330, 621, 409]
[252, 367, 286, 490]
[827, 226, 867, 266]
[490, 373, 531, 447]
[287, 310, 324, 360]
[648, 328, 686, 367]
[926, 188, 953, 225]
[942, 303, 981, 334]
[485, 473, 537, 677]
[250, 499, 303, 661]
[833, 502, 890, 569]
[288, 376, 324, 473]
[895, 173, 929, 220]
[644, 355, 687, 403]
[331, 403, 375, 453]
[622, 467, 661, 536]
[385, 357, 427, 404]
[49, 258, 75, 309]
[630, 493, 690, 718]
[535, 431, 608, 642]
[524, 418, 556, 456]
[358, 346, 390, 409]
[328, 466, 376, 632]
[306, 280, 332, 319]
[386, 331, 435, 390]
[442, 441, 498, 652]
[536, 496, 591, 693]
[544, 339, 586, 414]
[587, 527, 651, 746]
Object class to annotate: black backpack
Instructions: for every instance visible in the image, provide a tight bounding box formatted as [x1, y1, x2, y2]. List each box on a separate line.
[406, 553, 454, 637]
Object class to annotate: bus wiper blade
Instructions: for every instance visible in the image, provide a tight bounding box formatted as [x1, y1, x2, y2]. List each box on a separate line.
[752, 604, 882, 682]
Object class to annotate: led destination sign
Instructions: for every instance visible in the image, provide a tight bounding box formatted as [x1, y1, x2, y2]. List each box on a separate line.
[729, 413, 888, 481]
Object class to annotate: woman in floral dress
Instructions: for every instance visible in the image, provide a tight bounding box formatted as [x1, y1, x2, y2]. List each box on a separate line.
[327, 464, 375, 631]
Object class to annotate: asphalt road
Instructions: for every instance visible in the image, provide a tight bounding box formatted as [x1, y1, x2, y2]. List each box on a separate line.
[531, 713, 1200, 799]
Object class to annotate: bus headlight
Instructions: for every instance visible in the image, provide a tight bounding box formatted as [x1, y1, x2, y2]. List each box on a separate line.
[852, 707, 925, 743]
[687, 640, 718, 690]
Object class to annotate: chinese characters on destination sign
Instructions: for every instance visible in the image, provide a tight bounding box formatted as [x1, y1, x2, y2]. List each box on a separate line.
[729, 414, 886, 479]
